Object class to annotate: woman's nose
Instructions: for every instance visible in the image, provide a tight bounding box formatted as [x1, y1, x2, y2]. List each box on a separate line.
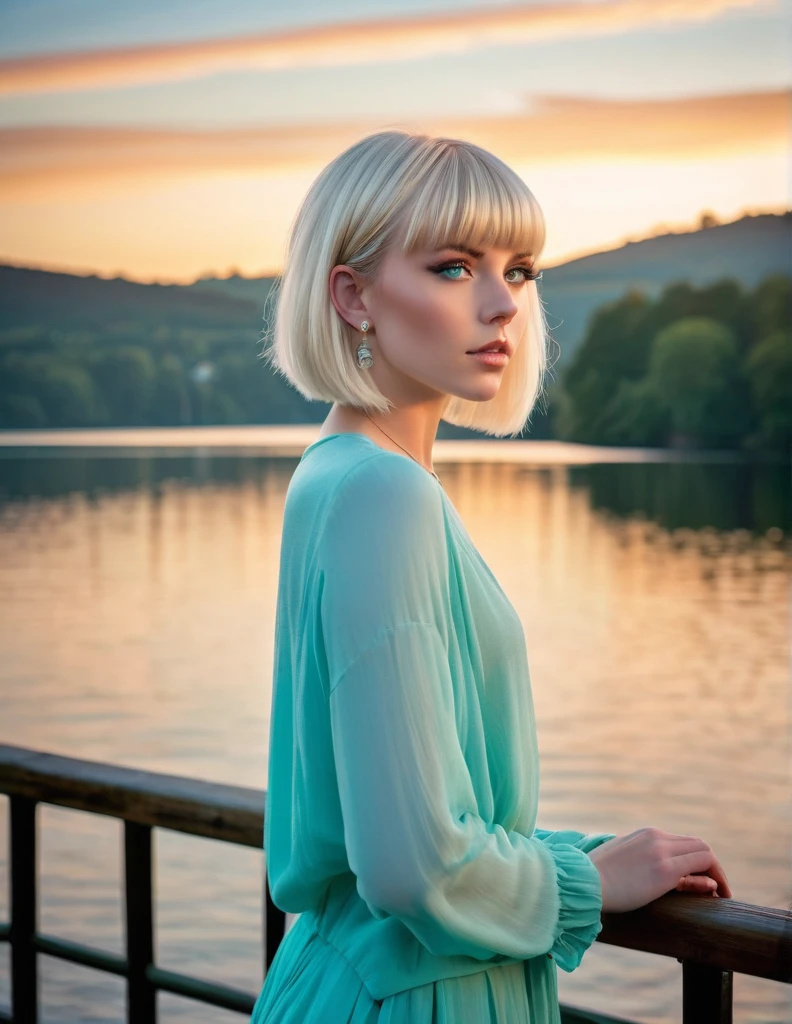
[482, 279, 519, 323]
[485, 292, 519, 326]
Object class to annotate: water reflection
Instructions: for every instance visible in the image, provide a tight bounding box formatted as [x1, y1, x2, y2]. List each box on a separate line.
[573, 460, 790, 535]
[0, 451, 788, 537]
[0, 446, 788, 1024]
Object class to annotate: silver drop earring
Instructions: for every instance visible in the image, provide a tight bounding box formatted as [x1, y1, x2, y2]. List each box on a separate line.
[356, 320, 374, 369]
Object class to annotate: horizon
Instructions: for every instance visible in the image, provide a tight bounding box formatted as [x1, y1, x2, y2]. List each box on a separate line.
[1, 206, 787, 288]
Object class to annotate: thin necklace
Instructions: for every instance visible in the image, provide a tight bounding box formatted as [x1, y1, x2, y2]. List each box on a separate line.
[362, 410, 442, 487]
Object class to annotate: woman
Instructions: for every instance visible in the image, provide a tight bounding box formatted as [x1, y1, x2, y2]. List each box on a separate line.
[251, 129, 732, 1024]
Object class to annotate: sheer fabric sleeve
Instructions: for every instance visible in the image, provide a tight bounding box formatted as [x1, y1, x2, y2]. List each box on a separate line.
[533, 827, 617, 857]
[320, 455, 606, 971]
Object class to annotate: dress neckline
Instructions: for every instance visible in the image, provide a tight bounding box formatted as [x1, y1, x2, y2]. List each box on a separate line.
[300, 432, 370, 458]
[300, 432, 442, 486]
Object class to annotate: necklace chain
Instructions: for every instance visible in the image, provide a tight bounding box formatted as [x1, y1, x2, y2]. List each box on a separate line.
[362, 410, 442, 486]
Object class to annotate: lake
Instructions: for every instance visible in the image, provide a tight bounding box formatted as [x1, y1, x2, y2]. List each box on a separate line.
[0, 427, 789, 1024]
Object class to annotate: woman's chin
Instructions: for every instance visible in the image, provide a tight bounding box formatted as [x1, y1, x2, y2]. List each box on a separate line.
[452, 377, 504, 403]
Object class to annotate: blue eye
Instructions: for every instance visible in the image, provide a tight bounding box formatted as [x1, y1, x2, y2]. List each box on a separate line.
[429, 261, 468, 280]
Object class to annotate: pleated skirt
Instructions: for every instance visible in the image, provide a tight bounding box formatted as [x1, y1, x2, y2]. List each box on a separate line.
[250, 912, 563, 1024]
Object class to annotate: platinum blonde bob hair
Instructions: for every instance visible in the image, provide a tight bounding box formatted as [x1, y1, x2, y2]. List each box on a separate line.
[262, 129, 550, 437]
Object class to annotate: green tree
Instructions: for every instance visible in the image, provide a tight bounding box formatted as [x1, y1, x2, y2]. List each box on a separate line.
[214, 351, 258, 421]
[0, 393, 48, 428]
[562, 289, 654, 441]
[1, 351, 103, 426]
[90, 345, 156, 426]
[750, 275, 792, 341]
[41, 365, 103, 426]
[648, 317, 745, 448]
[649, 279, 753, 354]
[599, 377, 670, 447]
[206, 389, 243, 424]
[149, 354, 191, 426]
[743, 328, 792, 453]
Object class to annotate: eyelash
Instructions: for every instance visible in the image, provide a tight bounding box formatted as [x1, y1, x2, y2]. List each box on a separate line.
[429, 259, 542, 283]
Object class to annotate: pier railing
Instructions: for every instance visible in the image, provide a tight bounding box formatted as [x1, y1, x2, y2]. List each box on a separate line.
[0, 744, 789, 1024]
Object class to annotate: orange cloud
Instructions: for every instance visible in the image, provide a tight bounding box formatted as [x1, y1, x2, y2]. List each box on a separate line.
[0, 0, 768, 96]
[0, 89, 787, 200]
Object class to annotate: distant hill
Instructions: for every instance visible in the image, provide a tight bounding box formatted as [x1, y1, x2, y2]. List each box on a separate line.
[0, 266, 261, 333]
[540, 211, 790, 366]
[1, 211, 789, 367]
[188, 273, 277, 307]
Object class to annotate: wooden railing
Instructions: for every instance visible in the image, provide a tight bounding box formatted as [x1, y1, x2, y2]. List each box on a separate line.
[0, 744, 789, 1024]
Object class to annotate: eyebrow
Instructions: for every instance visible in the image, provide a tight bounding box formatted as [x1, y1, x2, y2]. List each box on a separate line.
[434, 243, 534, 261]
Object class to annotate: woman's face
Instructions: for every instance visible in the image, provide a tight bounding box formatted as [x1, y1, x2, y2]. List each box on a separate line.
[351, 239, 536, 403]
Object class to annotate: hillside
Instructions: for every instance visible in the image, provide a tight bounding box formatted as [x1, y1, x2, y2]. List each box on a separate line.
[0, 265, 261, 333]
[540, 212, 790, 365]
[1, 211, 789, 368]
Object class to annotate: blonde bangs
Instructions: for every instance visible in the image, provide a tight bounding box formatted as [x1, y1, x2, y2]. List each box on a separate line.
[397, 143, 545, 262]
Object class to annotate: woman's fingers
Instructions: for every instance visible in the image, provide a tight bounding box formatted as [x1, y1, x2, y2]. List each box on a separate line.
[706, 855, 732, 898]
[687, 852, 731, 898]
[675, 873, 719, 894]
[669, 849, 733, 898]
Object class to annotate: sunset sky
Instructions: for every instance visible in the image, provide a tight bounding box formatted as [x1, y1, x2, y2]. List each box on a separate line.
[0, 0, 789, 283]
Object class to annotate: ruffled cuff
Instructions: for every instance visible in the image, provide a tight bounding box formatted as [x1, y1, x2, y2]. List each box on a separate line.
[532, 827, 618, 856]
[572, 831, 618, 855]
[543, 842, 605, 973]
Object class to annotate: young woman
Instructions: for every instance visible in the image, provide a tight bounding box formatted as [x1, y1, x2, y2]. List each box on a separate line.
[251, 130, 732, 1024]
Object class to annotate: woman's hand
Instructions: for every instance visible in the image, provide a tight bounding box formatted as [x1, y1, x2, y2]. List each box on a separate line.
[587, 827, 733, 913]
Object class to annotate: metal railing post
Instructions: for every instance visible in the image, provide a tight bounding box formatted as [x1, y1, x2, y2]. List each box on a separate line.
[10, 795, 38, 1024]
[682, 961, 733, 1024]
[264, 868, 285, 972]
[124, 821, 156, 1024]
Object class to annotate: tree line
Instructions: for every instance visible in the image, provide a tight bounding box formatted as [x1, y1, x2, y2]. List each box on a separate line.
[0, 323, 297, 430]
[0, 273, 789, 454]
[551, 273, 790, 454]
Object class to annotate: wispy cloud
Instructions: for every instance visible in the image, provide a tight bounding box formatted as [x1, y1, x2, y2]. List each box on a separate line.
[0, 0, 768, 96]
[1, 89, 786, 200]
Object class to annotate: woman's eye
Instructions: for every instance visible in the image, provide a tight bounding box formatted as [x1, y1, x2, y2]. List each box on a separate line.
[506, 266, 540, 283]
[436, 263, 466, 279]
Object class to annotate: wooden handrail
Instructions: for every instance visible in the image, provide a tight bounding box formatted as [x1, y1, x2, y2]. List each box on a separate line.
[0, 742, 263, 847]
[2, 742, 790, 979]
[600, 893, 791, 982]
[1, 742, 790, 1023]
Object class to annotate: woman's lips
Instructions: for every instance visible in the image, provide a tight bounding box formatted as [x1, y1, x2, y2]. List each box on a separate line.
[467, 351, 509, 366]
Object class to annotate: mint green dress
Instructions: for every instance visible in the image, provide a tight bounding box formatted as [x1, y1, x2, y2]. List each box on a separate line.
[252, 433, 616, 1024]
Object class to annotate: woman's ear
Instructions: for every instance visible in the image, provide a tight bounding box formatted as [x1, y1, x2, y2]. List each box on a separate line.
[329, 265, 370, 330]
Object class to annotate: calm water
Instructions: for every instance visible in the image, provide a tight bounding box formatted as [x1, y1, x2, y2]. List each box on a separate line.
[0, 432, 789, 1024]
